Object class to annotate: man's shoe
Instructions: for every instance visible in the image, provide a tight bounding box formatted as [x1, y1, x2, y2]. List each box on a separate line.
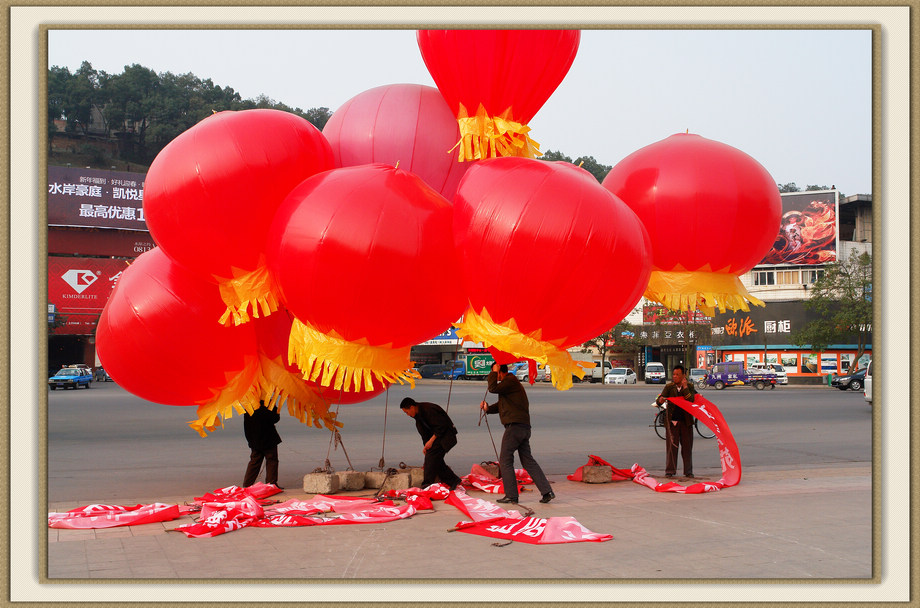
[496, 496, 518, 504]
[540, 491, 555, 504]
[684, 473, 694, 478]
[665, 473, 675, 478]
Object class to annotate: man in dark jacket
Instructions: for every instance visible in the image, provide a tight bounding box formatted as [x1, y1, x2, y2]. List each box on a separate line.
[480, 363, 554, 504]
[400, 397, 463, 490]
[656, 365, 697, 478]
[242, 401, 282, 488]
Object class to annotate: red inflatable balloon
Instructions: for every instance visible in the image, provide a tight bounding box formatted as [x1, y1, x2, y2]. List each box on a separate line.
[144, 109, 335, 325]
[323, 84, 471, 200]
[453, 157, 651, 389]
[267, 164, 464, 391]
[96, 247, 261, 435]
[417, 29, 580, 161]
[602, 133, 782, 314]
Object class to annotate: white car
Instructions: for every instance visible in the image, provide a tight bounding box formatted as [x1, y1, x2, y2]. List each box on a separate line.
[749, 363, 788, 385]
[604, 367, 637, 384]
[863, 359, 872, 403]
[513, 362, 546, 383]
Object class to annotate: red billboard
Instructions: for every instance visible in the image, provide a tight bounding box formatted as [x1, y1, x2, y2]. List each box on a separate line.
[47, 166, 148, 231]
[759, 190, 838, 266]
[48, 256, 131, 334]
[48, 227, 155, 257]
[643, 303, 710, 325]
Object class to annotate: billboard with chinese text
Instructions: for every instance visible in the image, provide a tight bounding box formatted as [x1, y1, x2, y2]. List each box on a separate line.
[48, 256, 130, 334]
[48, 166, 148, 231]
[709, 300, 870, 346]
[642, 303, 711, 325]
[759, 190, 838, 266]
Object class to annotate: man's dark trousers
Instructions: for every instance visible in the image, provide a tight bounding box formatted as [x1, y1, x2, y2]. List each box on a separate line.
[423, 432, 462, 488]
[499, 423, 552, 500]
[665, 420, 694, 476]
[243, 446, 279, 487]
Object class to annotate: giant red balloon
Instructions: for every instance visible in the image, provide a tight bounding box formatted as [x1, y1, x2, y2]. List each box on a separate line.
[96, 247, 260, 419]
[602, 133, 782, 314]
[267, 164, 465, 391]
[417, 29, 580, 161]
[144, 109, 335, 325]
[322, 84, 471, 200]
[453, 157, 651, 388]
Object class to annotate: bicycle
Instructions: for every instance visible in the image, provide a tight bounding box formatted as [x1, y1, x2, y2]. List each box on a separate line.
[650, 402, 715, 440]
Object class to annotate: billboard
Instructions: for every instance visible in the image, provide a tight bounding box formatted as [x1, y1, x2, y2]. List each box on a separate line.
[47, 166, 148, 231]
[643, 303, 711, 325]
[48, 228, 155, 257]
[48, 256, 130, 334]
[709, 300, 870, 347]
[759, 190, 838, 266]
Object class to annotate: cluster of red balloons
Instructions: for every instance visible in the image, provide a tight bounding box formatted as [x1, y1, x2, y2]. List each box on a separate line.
[97, 29, 782, 435]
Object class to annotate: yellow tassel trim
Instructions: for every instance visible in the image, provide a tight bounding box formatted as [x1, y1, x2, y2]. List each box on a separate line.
[453, 307, 593, 391]
[188, 362, 263, 437]
[288, 318, 418, 392]
[217, 265, 280, 326]
[644, 270, 765, 316]
[450, 104, 542, 162]
[187, 355, 342, 437]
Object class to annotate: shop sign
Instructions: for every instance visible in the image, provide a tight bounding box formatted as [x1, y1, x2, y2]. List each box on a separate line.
[760, 190, 838, 266]
[48, 166, 148, 231]
[48, 256, 130, 335]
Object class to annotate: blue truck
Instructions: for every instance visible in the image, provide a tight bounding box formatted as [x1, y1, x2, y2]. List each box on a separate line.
[702, 361, 777, 390]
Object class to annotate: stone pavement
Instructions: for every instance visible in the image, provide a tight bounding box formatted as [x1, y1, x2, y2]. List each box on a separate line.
[47, 461, 872, 582]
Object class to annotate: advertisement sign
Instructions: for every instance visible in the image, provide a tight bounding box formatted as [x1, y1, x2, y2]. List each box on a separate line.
[709, 300, 871, 347]
[465, 353, 495, 376]
[48, 227, 155, 257]
[418, 327, 460, 346]
[48, 256, 130, 334]
[48, 166, 148, 231]
[760, 190, 838, 266]
[643, 303, 710, 325]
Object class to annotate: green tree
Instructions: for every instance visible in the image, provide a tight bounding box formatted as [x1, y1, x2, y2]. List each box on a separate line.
[791, 250, 872, 372]
[777, 182, 801, 193]
[538, 150, 611, 183]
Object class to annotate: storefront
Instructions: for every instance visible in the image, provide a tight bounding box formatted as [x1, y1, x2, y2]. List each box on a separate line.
[707, 300, 871, 382]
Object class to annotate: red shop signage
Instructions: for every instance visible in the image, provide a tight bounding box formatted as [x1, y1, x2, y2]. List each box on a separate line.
[48, 256, 132, 334]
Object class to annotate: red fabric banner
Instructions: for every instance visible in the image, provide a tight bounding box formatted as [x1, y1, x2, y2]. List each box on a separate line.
[48, 503, 187, 529]
[445, 488, 524, 521]
[566, 393, 742, 493]
[454, 515, 612, 544]
[462, 465, 533, 494]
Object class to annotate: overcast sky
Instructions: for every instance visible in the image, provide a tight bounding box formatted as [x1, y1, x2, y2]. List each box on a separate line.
[48, 28, 872, 195]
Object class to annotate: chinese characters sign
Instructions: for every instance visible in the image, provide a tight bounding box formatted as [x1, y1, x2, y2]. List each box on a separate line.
[48, 166, 148, 231]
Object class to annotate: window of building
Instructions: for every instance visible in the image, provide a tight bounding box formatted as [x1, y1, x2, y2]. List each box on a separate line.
[776, 270, 799, 285]
[802, 269, 825, 284]
[754, 271, 775, 286]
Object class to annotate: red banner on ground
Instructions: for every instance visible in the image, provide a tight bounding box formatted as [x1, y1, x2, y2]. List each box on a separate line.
[48, 503, 187, 529]
[454, 515, 612, 544]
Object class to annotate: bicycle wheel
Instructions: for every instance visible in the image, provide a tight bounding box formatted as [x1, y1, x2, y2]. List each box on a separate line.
[654, 410, 668, 440]
[694, 418, 715, 439]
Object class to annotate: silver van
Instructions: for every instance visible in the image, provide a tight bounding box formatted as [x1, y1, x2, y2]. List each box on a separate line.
[864, 360, 872, 403]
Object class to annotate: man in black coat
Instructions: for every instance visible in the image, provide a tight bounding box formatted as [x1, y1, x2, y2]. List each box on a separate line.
[242, 401, 282, 488]
[400, 397, 462, 490]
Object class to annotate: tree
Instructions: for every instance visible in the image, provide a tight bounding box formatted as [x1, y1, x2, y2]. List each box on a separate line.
[777, 182, 801, 192]
[791, 250, 872, 372]
[538, 149, 611, 183]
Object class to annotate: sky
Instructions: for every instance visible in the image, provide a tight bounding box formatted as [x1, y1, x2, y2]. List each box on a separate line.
[47, 28, 873, 195]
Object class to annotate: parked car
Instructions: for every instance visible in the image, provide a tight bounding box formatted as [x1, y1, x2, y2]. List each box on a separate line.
[644, 362, 666, 384]
[749, 363, 788, 385]
[688, 368, 708, 386]
[832, 367, 867, 391]
[418, 363, 448, 379]
[864, 360, 873, 403]
[48, 367, 93, 390]
[604, 367, 637, 384]
[703, 361, 776, 390]
[513, 362, 546, 383]
[65, 363, 94, 381]
[588, 361, 613, 383]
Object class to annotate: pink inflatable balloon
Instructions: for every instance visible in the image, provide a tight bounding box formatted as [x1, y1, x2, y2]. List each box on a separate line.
[323, 84, 471, 200]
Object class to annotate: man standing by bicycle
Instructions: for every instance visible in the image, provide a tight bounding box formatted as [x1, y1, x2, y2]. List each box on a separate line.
[656, 365, 697, 478]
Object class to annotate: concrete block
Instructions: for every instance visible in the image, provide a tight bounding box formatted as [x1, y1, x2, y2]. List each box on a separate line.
[363, 471, 388, 489]
[380, 472, 411, 493]
[303, 472, 340, 494]
[480, 463, 500, 478]
[408, 467, 425, 488]
[582, 465, 613, 484]
[335, 470, 366, 491]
